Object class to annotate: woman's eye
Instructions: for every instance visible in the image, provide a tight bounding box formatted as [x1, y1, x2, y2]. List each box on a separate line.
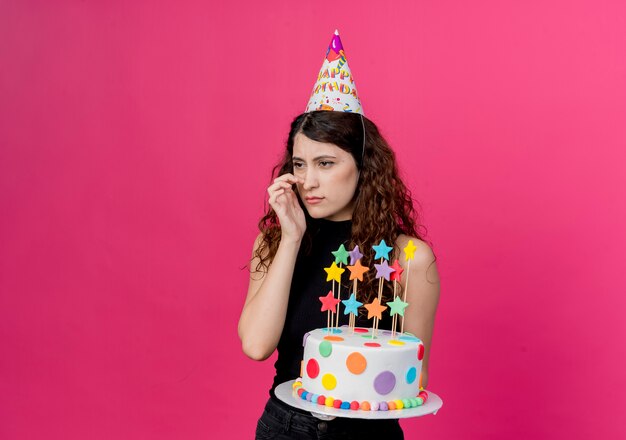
[293, 162, 304, 169]
[319, 161, 334, 167]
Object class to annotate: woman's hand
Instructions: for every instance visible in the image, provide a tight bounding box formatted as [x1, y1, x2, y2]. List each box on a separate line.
[239, 174, 306, 360]
[267, 173, 306, 242]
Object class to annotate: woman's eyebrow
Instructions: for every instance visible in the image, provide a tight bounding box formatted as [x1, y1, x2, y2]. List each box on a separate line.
[292, 155, 337, 161]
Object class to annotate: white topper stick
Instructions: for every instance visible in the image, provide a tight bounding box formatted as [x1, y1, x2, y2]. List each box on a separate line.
[331, 278, 336, 331]
[335, 263, 343, 329]
[391, 279, 398, 337]
[400, 258, 411, 334]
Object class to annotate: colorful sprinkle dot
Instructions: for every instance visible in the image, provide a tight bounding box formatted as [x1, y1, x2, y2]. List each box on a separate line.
[415, 397, 424, 406]
[301, 391, 308, 400]
[322, 328, 343, 334]
[340, 401, 350, 410]
[388, 339, 405, 346]
[394, 399, 404, 410]
[325, 397, 334, 407]
[306, 359, 319, 379]
[410, 397, 419, 407]
[319, 341, 332, 357]
[333, 399, 342, 409]
[374, 371, 396, 395]
[379, 401, 388, 411]
[364, 342, 381, 347]
[388, 401, 397, 410]
[399, 335, 420, 342]
[406, 367, 417, 384]
[418, 343, 425, 360]
[346, 352, 367, 374]
[353, 328, 368, 333]
[321, 373, 337, 390]
[362, 335, 377, 339]
[402, 398, 411, 408]
[350, 401, 359, 410]
[361, 401, 371, 411]
[324, 336, 344, 342]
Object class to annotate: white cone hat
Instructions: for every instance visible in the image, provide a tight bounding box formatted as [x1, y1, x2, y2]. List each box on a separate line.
[305, 30, 364, 115]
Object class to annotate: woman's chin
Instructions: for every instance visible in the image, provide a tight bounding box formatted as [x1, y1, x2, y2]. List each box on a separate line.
[306, 206, 352, 221]
[304, 204, 335, 219]
[305, 208, 327, 219]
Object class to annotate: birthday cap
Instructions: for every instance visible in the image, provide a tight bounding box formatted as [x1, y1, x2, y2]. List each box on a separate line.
[305, 30, 364, 115]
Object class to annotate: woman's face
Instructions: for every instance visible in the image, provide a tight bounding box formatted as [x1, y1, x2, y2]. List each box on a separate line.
[292, 132, 359, 221]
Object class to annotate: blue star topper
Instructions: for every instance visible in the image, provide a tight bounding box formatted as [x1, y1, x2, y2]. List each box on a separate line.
[342, 293, 363, 315]
[372, 239, 393, 260]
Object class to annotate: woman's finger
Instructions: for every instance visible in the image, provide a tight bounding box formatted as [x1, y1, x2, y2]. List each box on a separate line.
[290, 190, 302, 211]
[273, 173, 295, 183]
[267, 181, 293, 195]
[268, 188, 285, 206]
[273, 174, 304, 185]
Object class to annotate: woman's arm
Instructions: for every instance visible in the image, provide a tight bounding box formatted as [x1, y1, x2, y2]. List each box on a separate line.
[238, 173, 306, 361]
[397, 237, 440, 389]
[237, 233, 301, 361]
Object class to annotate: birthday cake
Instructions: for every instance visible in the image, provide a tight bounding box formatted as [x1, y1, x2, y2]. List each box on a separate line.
[287, 238, 429, 412]
[294, 326, 427, 411]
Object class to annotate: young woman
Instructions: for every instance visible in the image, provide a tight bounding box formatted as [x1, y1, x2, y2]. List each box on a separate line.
[238, 110, 440, 439]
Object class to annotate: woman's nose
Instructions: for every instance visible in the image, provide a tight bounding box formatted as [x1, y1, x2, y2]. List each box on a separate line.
[302, 169, 319, 190]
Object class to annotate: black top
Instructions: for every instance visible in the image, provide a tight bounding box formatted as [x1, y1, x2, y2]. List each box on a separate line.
[269, 218, 393, 396]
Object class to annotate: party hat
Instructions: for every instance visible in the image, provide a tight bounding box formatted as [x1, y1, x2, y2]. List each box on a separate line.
[305, 29, 364, 115]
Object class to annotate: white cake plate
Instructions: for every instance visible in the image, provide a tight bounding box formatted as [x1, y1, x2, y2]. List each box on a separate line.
[275, 379, 443, 420]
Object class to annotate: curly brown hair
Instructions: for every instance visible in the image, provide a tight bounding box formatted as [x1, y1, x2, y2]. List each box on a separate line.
[254, 110, 433, 305]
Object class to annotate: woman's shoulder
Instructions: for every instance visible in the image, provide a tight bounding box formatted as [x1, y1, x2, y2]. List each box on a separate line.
[395, 234, 440, 285]
[395, 234, 434, 263]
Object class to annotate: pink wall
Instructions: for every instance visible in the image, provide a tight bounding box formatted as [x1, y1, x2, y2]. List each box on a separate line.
[1, 1, 625, 438]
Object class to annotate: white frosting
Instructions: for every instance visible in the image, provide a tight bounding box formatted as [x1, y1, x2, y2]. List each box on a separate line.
[301, 326, 423, 403]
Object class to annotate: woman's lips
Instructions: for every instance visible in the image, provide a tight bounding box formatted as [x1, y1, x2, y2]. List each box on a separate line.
[305, 197, 323, 205]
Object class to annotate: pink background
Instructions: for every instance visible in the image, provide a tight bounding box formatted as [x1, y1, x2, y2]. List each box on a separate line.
[1, 1, 625, 438]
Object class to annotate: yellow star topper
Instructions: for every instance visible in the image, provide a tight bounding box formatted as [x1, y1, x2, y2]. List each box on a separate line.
[403, 240, 417, 261]
[324, 261, 345, 283]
